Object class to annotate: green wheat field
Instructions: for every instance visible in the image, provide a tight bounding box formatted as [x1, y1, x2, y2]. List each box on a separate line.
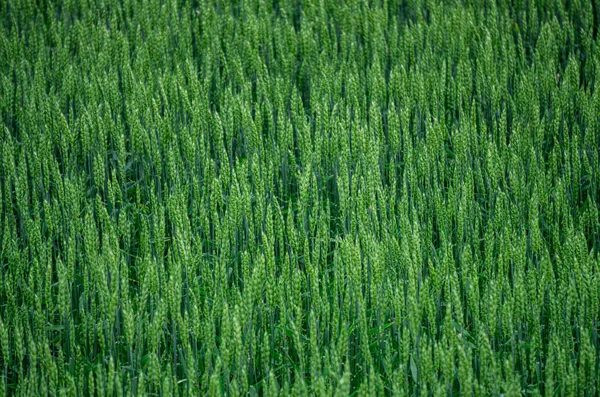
[0, 0, 599, 395]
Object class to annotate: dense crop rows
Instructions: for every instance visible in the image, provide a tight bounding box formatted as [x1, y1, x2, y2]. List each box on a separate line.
[1, 0, 599, 395]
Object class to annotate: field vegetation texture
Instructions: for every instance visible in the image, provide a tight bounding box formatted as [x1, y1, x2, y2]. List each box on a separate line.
[1, 0, 600, 395]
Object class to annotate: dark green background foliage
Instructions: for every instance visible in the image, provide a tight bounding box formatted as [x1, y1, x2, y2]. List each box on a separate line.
[0, 0, 599, 395]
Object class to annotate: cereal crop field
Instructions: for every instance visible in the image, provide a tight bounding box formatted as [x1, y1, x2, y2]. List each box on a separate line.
[0, 0, 599, 395]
